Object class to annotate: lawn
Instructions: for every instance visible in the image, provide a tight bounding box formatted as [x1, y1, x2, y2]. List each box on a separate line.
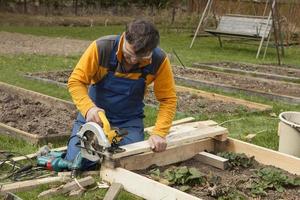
[0, 25, 299, 199]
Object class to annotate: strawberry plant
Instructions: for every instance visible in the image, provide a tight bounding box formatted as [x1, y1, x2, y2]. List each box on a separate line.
[250, 167, 300, 196]
[217, 152, 254, 169]
[150, 166, 207, 187]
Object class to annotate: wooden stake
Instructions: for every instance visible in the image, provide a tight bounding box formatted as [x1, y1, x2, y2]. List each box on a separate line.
[190, 0, 213, 48]
[195, 151, 228, 170]
[103, 183, 123, 200]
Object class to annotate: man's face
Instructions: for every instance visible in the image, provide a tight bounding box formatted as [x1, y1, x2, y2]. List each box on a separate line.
[122, 39, 152, 65]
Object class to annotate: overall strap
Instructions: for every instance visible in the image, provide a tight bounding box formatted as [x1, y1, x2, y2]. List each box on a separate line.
[96, 35, 120, 71]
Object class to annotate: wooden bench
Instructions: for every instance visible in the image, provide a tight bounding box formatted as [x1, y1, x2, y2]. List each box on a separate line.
[205, 14, 273, 47]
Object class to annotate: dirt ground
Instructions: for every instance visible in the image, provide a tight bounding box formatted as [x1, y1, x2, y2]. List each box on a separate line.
[0, 31, 90, 56]
[0, 89, 77, 135]
[195, 62, 300, 78]
[26, 70, 253, 116]
[173, 66, 300, 98]
[137, 156, 300, 200]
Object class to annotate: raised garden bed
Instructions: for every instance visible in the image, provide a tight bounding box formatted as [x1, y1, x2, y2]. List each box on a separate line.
[24, 70, 271, 116]
[101, 120, 300, 200]
[0, 82, 77, 144]
[173, 66, 300, 104]
[193, 62, 300, 83]
[137, 153, 300, 199]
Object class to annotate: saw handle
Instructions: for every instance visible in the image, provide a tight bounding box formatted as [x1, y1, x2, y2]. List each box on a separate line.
[98, 111, 111, 134]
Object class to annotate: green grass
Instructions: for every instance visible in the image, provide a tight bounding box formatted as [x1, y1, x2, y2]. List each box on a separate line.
[0, 25, 299, 199]
[2, 25, 300, 66]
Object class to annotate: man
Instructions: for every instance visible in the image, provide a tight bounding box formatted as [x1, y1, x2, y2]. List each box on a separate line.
[65, 19, 177, 169]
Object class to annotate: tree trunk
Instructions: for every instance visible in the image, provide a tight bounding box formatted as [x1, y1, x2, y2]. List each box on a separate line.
[74, 0, 78, 16]
[24, 0, 28, 14]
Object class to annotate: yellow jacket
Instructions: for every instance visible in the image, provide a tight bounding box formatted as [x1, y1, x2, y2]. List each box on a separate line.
[68, 33, 177, 137]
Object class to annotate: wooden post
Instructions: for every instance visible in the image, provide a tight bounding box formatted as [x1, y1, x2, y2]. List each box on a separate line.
[190, 0, 213, 48]
[256, 0, 274, 59]
[271, 0, 281, 65]
[103, 183, 123, 200]
[275, 1, 284, 57]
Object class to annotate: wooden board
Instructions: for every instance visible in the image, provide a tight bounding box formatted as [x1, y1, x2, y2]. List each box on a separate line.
[0, 81, 75, 144]
[216, 138, 300, 175]
[103, 183, 123, 200]
[175, 76, 300, 104]
[100, 167, 202, 200]
[117, 138, 214, 170]
[192, 63, 300, 83]
[195, 151, 228, 170]
[0, 176, 69, 194]
[112, 125, 228, 159]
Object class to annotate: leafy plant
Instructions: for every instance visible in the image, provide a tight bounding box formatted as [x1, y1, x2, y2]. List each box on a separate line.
[250, 167, 300, 196]
[150, 166, 207, 187]
[217, 152, 254, 169]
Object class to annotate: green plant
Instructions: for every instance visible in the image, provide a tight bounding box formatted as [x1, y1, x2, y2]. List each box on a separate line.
[150, 166, 207, 186]
[217, 152, 254, 169]
[250, 167, 300, 196]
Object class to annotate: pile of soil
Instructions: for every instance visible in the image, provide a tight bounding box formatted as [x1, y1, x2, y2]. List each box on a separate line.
[137, 156, 300, 200]
[0, 89, 77, 135]
[195, 62, 300, 78]
[173, 66, 300, 98]
[26, 70, 253, 115]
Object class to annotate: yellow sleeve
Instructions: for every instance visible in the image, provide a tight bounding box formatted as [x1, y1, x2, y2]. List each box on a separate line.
[152, 57, 177, 137]
[67, 41, 99, 117]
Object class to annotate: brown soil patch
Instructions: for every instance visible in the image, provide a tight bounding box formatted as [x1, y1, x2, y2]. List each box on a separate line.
[137, 156, 300, 200]
[196, 62, 300, 78]
[26, 70, 254, 116]
[0, 88, 77, 135]
[0, 31, 90, 56]
[173, 66, 300, 98]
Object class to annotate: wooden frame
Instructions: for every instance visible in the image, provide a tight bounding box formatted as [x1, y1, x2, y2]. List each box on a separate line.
[24, 71, 272, 112]
[101, 135, 300, 200]
[0, 81, 75, 144]
[175, 71, 300, 104]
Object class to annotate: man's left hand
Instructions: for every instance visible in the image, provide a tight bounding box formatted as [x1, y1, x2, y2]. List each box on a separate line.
[148, 135, 167, 152]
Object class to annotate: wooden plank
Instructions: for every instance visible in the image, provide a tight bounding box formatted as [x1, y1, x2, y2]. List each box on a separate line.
[175, 76, 300, 104]
[117, 138, 214, 170]
[0, 176, 69, 194]
[216, 138, 300, 175]
[195, 151, 228, 170]
[11, 146, 68, 162]
[100, 167, 202, 200]
[144, 117, 195, 133]
[112, 126, 228, 159]
[38, 176, 95, 198]
[192, 63, 300, 83]
[103, 183, 123, 200]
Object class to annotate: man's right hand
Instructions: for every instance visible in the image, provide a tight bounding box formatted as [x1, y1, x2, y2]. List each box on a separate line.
[85, 106, 105, 126]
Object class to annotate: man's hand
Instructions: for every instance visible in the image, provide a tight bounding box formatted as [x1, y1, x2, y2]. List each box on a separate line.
[148, 135, 167, 152]
[85, 106, 105, 126]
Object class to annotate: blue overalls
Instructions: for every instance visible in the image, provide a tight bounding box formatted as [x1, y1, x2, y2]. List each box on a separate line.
[65, 36, 150, 169]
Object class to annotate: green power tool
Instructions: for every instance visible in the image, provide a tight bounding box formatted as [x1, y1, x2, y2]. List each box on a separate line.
[37, 150, 82, 175]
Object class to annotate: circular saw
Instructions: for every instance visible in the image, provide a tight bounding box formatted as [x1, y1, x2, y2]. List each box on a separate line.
[76, 112, 127, 162]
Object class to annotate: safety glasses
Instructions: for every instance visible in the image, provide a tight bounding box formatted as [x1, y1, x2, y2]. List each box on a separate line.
[122, 39, 152, 62]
